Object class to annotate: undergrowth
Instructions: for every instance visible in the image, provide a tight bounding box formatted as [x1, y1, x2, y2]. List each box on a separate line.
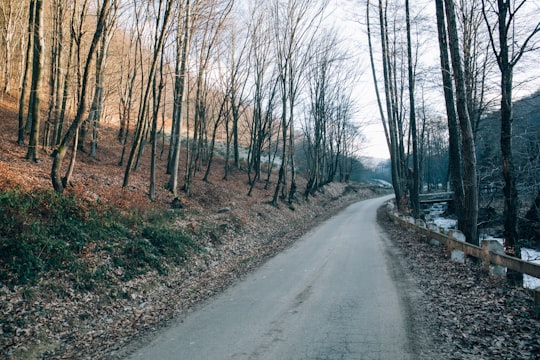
[0, 188, 196, 288]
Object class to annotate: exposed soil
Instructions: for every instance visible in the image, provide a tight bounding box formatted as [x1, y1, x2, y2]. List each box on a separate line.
[377, 206, 540, 360]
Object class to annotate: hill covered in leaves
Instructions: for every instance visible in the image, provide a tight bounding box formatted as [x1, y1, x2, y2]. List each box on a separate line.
[0, 94, 385, 358]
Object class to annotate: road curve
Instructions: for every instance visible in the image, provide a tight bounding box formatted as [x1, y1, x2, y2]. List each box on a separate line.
[126, 195, 416, 360]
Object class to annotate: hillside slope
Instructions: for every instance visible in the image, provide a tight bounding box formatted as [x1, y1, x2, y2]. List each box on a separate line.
[0, 96, 385, 359]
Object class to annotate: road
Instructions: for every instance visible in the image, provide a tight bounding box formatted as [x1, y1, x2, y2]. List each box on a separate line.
[126, 195, 417, 360]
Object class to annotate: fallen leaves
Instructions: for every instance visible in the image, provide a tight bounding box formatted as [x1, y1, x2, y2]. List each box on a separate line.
[0, 181, 380, 359]
[378, 208, 540, 360]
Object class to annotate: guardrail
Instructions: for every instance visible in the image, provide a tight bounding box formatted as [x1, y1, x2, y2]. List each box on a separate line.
[386, 203, 540, 280]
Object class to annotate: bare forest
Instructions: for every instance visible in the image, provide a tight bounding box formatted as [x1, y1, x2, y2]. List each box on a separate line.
[1, 0, 540, 357]
[3, 0, 361, 202]
[365, 0, 540, 256]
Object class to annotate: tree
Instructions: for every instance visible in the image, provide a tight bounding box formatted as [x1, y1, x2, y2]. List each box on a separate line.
[303, 31, 357, 196]
[366, 0, 408, 210]
[271, 0, 328, 206]
[246, 5, 279, 195]
[88, 5, 117, 158]
[183, 0, 234, 195]
[482, 0, 540, 256]
[122, 0, 173, 189]
[405, 0, 420, 218]
[42, 0, 64, 150]
[435, 0, 479, 245]
[17, 0, 34, 145]
[51, 0, 112, 192]
[167, 0, 192, 197]
[0, 0, 26, 94]
[25, 0, 44, 163]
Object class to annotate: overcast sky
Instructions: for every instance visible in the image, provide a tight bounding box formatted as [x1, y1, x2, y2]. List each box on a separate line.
[330, 0, 540, 161]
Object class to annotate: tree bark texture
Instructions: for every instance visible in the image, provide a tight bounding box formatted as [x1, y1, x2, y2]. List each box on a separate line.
[444, 0, 479, 245]
[25, 0, 44, 163]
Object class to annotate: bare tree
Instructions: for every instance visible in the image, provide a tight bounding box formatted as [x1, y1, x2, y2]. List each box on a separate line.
[405, 0, 420, 218]
[0, 1, 26, 94]
[17, 0, 35, 145]
[435, 0, 479, 245]
[246, 4, 278, 195]
[88, 5, 117, 158]
[122, 0, 174, 189]
[303, 31, 357, 196]
[481, 0, 540, 256]
[167, 0, 192, 197]
[366, 0, 407, 210]
[25, 0, 44, 163]
[183, 0, 234, 195]
[270, 0, 328, 206]
[51, 0, 112, 192]
[42, 0, 64, 149]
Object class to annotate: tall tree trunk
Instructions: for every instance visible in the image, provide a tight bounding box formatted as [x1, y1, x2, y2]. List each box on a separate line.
[167, 0, 191, 197]
[123, 0, 172, 188]
[89, 20, 111, 158]
[56, 0, 79, 146]
[150, 49, 165, 201]
[435, 0, 466, 229]
[44, 0, 63, 149]
[405, 0, 420, 218]
[17, 0, 35, 145]
[378, 0, 404, 209]
[444, 0, 479, 245]
[496, 1, 519, 256]
[25, 0, 44, 163]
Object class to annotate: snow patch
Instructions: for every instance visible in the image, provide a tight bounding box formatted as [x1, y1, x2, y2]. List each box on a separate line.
[522, 248, 540, 289]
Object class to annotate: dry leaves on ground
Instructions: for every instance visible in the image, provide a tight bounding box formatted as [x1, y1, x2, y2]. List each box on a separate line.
[378, 207, 540, 360]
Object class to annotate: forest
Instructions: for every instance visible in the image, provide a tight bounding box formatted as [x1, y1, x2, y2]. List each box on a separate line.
[0, 0, 539, 257]
[365, 0, 540, 259]
[1, 0, 540, 357]
[2, 0, 363, 205]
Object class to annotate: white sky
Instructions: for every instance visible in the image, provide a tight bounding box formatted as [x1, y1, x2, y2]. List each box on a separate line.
[328, 0, 540, 160]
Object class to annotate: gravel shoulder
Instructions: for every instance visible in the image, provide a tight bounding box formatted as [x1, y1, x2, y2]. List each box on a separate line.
[377, 204, 540, 360]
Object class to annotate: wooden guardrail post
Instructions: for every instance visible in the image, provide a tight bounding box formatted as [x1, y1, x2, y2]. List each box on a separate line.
[534, 288, 540, 319]
[481, 239, 505, 276]
[482, 240, 491, 272]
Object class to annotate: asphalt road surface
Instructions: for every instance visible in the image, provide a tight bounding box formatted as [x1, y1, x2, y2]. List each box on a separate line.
[126, 195, 417, 360]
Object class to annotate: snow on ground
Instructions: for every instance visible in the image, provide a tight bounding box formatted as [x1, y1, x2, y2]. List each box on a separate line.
[433, 218, 457, 232]
[426, 202, 458, 232]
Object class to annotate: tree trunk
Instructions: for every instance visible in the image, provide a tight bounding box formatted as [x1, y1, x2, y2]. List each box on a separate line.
[405, 0, 420, 218]
[378, 0, 404, 209]
[56, 0, 78, 146]
[167, 0, 191, 196]
[25, 0, 44, 163]
[17, 0, 35, 145]
[123, 0, 172, 188]
[495, 1, 520, 256]
[444, 0, 479, 245]
[435, 0, 466, 230]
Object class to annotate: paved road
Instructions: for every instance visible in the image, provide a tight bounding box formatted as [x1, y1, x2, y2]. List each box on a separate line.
[126, 195, 416, 360]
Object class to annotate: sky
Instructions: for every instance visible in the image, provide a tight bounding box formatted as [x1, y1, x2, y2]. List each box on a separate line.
[328, 0, 540, 161]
